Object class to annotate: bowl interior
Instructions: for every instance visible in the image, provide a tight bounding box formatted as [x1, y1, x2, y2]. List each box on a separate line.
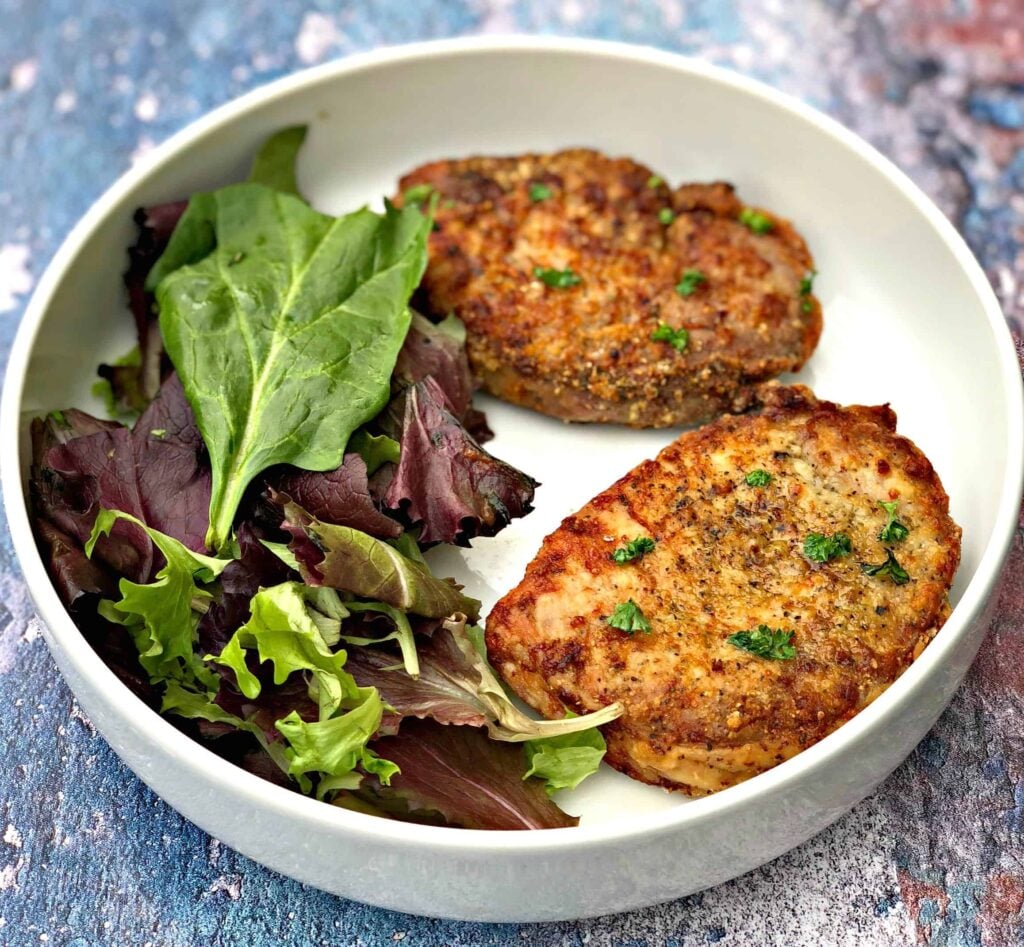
[15, 45, 1017, 827]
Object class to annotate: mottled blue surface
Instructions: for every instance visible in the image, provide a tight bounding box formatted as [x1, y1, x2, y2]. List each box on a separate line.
[1, 2, 1024, 945]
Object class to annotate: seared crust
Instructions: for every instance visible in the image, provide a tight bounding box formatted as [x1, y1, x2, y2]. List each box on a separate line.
[485, 385, 961, 794]
[397, 149, 822, 427]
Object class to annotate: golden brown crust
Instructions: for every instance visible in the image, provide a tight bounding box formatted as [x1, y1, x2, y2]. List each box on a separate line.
[397, 150, 822, 428]
[485, 385, 962, 795]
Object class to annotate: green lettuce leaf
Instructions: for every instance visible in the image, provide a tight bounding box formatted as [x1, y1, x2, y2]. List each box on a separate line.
[86, 509, 230, 691]
[154, 186, 431, 551]
[275, 697, 396, 796]
[281, 498, 481, 621]
[248, 125, 307, 195]
[348, 428, 400, 475]
[524, 717, 607, 795]
[209, 582, 395, 794]
[212, 582, 365, 720]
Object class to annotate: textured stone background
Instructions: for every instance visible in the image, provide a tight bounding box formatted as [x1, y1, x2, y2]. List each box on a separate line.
[1, 2, 1023, 945]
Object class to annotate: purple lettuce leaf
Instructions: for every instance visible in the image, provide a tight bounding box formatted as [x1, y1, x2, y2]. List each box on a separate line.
[393, 312, 492, 443]
[345, 639, 490, 736]
[372, 376, 537, 546]
[33, 519, 117, 609]
[394, 313, 474, 420]
[31, 373, 211, 582]
[106, 201, 187, 412]
[258, 454, 401, 540]
[360, 719, 577, 830]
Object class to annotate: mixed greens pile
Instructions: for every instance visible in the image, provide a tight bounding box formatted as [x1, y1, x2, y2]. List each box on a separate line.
[30, 128, 620, 830]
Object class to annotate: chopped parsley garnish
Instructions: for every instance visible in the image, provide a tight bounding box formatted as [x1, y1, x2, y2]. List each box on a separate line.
[727, 625, 796, 660]
[658, 207, 675, 225]
[745, 469, 773, 487]
[611, 536, 656, 564]
[534, 266, 582, 288]
[647, 174, 664, 189]
[402, 183, 434, 208]
[878, 500, 909, 543]
[804, 532, 852, 563]
[799, 269, 817, 312]
[651, 323, 689, 352]
[607, 599, 652, 635]
[675, 269, 707, 297]
[739, 207, 774, 234]
[529, 182, 553, 202]
[150, 428, 167, 439]
[861, 548, 910, 585]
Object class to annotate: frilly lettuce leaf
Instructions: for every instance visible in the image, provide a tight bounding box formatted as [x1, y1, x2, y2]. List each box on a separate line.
[86, 508, 229, 691]
[524, 718, 607, 795]
[209, 582, 396, 795]
[276, 700, 397, 798]
[211, 582, 365, 720]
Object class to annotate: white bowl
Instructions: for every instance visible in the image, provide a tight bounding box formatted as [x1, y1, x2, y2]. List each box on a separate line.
[3, 37, 1022, 922]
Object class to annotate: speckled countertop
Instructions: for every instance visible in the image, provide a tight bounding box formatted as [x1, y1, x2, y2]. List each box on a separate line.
[1, 2, 1023, 945]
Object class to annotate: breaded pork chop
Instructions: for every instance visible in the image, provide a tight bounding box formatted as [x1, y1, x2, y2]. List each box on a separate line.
[486, 385, 961, 794]
[397, 149, 821, 427]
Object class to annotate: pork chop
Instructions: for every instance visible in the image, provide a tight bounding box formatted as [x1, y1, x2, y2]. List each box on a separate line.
[485, 385, 961, 794]
[397, 149, 821, 427]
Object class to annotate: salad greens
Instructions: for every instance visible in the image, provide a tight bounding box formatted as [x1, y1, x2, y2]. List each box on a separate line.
[155, 185, 431, 552]
[29, 127, 617, 830]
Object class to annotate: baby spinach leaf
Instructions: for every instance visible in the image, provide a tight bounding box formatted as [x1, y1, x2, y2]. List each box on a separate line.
[247, 125, 308, 196]
[154, 186, 431, 551]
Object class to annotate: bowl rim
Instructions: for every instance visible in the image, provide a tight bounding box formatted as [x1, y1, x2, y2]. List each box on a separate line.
[3, 34, 1022, 855]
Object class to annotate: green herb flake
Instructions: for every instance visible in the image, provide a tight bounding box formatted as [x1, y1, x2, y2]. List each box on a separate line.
[744, 469, 773, 487]
[651, 323, 689, 352]
[739, 207, 774, 234]
[658, 207, 675, 225]
[878, 500, 909, 543]
[528, 182, 553, 202]
[799, 269, 817, 312]
[647, 174, 664, 189]
[804, 532, 853, 563]
[402, 183, 434, 208]
[150, 428, 167, 439]
[534, 266, 582, 289]
[727, 625, 796, 660]
[606, 599, 652, 635]
[861, 548, 910, 585]
[611, 536, 656, 564]
[675, 268, 707, 297]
